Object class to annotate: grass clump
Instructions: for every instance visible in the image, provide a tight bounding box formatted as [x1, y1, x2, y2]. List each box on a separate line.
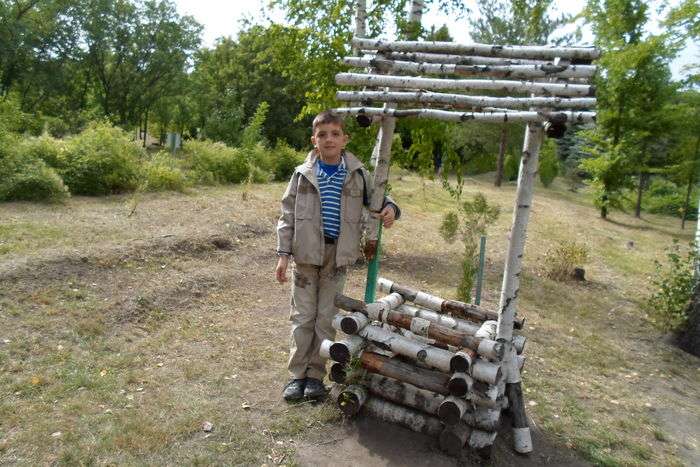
[272, 141, 305, 182]
[61, 122, 142, 195]
[544, 240, 589, 281]
[142, 152, 189, 193]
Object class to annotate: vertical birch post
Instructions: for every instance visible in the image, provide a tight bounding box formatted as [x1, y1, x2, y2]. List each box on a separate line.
[496, 122, 544, 454]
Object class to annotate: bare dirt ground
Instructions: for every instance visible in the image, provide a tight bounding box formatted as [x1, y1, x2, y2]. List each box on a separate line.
[1, 178, 699, 466]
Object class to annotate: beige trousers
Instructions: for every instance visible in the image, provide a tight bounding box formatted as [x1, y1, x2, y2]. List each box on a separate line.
[288, 244, 346, 380]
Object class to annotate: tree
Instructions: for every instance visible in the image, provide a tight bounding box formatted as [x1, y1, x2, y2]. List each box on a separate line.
[468, 0, 575, 187]
[79, 0, 201, 127]
[190, 24, 314, 148]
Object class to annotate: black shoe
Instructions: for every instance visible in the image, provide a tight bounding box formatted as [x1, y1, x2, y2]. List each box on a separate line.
[283, 379, 306, 401]
[304, 378, 326, 399]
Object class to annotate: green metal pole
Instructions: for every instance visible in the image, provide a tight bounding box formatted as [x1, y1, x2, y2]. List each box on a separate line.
[364, 223, 383, 303]
[475, 235, 487, 305]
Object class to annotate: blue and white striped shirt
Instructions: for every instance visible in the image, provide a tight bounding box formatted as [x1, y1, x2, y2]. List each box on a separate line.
[317, 158, 347, 239]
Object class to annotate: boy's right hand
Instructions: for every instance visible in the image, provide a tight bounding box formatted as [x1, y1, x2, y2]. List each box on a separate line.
[275, 255, 290, 283]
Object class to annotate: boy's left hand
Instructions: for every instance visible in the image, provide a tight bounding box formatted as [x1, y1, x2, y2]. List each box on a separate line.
[377, 205, 396, 228]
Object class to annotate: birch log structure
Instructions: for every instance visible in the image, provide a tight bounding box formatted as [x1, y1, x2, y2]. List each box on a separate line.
[376, 277, 525, 329]
[326, 24, 599, 458]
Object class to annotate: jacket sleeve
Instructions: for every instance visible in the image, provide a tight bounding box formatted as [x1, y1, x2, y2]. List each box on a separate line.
[276, 172, 298, 255]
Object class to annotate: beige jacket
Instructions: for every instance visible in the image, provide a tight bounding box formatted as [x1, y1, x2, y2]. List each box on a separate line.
[276, 150, 398, 267]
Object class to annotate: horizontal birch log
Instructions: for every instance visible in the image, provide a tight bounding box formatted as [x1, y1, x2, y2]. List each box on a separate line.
[464, 407, 501, 432]
[374, 51, 556, 66]
[330, 362, 348, 383]
[340, 311, 370, 335]
[469, 429, 498, 459]
[353, 37, 601, 61]
[398, 303, 482, 335]
[334, 292, 405, 318]
[353, 300, 503, 360]
[332, 106, 596, 124]
[513, 334, 527, 355]
[330, 335, 366, 363]
[378, 278, 525, 329]
[336, 90, 597, 110]
[439, 395, 470, 425]
[336, 384, 368, 416]
[363, 396, 444, 437]
[440, 423, 471, 456]
[360, 351, 450, 395]
[359, 324, 455, 372]
[344, 57, 597, 79]
[448, 371, 473, 397]
[475, 320, 497, 340]
[320, 339, 333, 360]
[364, 372, 445, 415]
[336, 73, 595, 97]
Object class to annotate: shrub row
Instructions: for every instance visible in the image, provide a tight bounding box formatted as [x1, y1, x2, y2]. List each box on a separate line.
[0, 122, 306, 203]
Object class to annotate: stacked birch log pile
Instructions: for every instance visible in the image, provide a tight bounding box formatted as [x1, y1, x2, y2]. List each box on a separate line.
[325, 277, 527, 459]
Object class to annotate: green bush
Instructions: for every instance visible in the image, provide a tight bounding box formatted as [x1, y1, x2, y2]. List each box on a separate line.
[181, 139, 249, 184]
[0, 134, 69, 202]
[143, 152, 189, 192]
[646, 240, 697, 331]
[539, 139, 559, 187]
[504, 152, 520, 181]
[272, 142, 305, 181]
[640, 178, 698, 219]
[246, 142, 274, 180]
[18, 134, 67, 169]
[61, 122, 142, 195]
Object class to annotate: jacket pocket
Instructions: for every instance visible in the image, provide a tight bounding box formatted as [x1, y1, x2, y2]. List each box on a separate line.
[295, 177, 318, 220]
[342, 184, 363, 223]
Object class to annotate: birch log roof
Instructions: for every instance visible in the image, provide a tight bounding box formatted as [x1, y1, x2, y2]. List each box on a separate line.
[333, 38, 599, 124]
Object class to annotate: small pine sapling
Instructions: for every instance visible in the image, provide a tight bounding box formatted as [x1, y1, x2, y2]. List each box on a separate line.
[440, 193, 500, 302]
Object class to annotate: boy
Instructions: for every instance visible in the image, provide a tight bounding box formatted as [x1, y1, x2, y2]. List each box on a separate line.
[275, 111, 399, 401]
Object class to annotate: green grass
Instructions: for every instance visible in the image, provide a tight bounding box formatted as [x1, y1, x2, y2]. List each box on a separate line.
[0, 176, 698, 465]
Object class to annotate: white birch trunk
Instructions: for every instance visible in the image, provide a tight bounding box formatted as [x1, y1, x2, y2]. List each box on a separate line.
[448, 371, 473, 397]
[475, 320, 497, 340]
[408, 0, 424, 24]
[337, 384, 368, 416]
[320, 339, 333, 360]
[354, 0, 367, 39]
[513, 334, 527, 355]
[438, 396, 470, 425]
[367, 110, 396, 240]
[332, 106, 596, 124]
[336, 73, 594, 97]
[468, 429, 498, 457]
[363, 396, 444, 437]
[359, 324, 455, 372]
[336, 90, 596, 110]
[360, 351, 450, 395]
[330, 334, 366, 363]
[364, 372, 445, 415]
[464, 407, 501, 432]
[497, 123, 543, 348]
[344, 57, 597, 79]
[340, 311, 370, 334]
[397, 303, 482, 335]
[352, 38, 601, 61]
[375, 51, 561, 66]
[378, 278, 524, 329]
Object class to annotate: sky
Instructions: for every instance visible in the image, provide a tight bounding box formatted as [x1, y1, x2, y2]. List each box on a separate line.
[173, 0, 698, 80]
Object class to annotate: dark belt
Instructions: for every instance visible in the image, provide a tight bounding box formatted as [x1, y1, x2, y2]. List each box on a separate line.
[324, 236, 337, 245]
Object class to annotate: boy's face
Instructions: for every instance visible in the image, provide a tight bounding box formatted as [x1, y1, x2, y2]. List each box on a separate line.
[311, 122, 348, 161]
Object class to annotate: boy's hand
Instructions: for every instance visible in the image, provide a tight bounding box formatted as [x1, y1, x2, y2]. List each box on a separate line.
[376, 205, 396, 228]
[275, 255, 290, 283]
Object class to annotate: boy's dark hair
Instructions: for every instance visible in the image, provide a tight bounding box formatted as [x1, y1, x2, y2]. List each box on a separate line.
[312, 111, 345, 133]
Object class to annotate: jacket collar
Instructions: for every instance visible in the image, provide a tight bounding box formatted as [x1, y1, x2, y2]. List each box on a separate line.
[299, 150, 364, 188]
